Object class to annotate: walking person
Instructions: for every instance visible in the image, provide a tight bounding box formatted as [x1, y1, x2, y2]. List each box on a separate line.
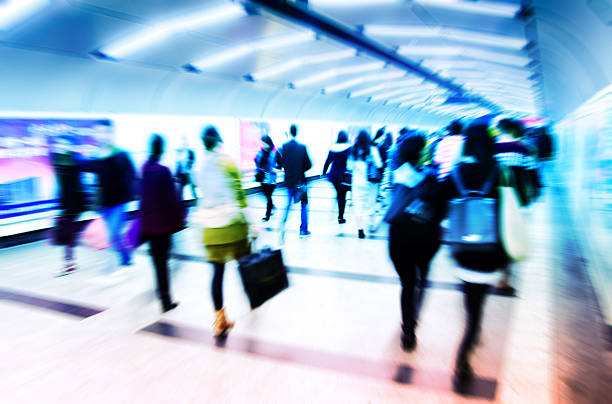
[139, 134, 185, 312]
[50, 135, 87, 276]
[386, 134, 447, 351]
[175, 148, 197, 202]
[276, 124, 312, 240]
[349, 130, 382, 238]
[195, 126, 252, 337]
[81, 120, 137, 273]
[322, 130, 351, 224]
[254, 135, 277, 222]
[440, 122, 512, 380]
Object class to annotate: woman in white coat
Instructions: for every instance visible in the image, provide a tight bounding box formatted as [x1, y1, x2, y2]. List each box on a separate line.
[349, 130, 382, 238]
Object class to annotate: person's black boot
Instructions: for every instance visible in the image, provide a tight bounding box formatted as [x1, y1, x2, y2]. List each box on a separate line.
[401, 328, 417, 352]
[162, 301, 179, 313]
[358, 229, 365, 239]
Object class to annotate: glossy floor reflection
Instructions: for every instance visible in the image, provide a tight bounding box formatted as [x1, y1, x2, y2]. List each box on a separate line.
[0, 181, 609, 403]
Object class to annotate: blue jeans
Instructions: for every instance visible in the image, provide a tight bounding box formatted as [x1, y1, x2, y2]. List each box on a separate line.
[282, 186, 308, 232]
[101, 203, 131, 266]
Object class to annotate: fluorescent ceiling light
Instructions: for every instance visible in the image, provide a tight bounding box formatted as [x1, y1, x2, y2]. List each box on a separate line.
[291, 62, 385, 88]
[348, 79, 425, 97]
[399, 45, 529, 67]
[0, 0, 49, 30]
[365, 25, 526, 50]
[372, 87, 443, 102]
[192, 31, 315, 70]
[323, 70, 406, 94]
[249, 49, 356, 81]
[309, 0, 399, 5]
[100, 4, 245, 58]
[424, 60, 532, 78]
[386, 93, 430, 105]
[416, 0, 520, 18]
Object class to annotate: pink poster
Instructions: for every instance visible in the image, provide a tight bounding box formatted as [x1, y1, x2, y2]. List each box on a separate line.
[239, 121, 270, 172]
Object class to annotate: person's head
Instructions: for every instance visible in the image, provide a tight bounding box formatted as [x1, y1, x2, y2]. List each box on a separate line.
[446, 120, 463, 136]
[373, 127, 386, 143]
[186, 149, 195, 168]
[497, 118, 525, 139]
[94, 119, 114, 147]
[352, 130, 372, 159]
[150, 134, 164, 159]
[336, 130, 348, 144]
[261, 135, 274, 151]
[202, 126, 223, 151]
[463, 123, 496, 168]
[289, 124, 297, 138]
[396, 134, 426, 167]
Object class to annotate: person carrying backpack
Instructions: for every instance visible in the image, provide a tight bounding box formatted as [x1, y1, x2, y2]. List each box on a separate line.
[384, 133, 447, 352]
[440, 122, 512, 381]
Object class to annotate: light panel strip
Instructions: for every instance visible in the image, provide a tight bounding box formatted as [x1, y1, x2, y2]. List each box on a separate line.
[348, 79, 425, 98]
[249, 49, 356, 81]
[364, 25, 526, 50]
[192, 31, 316, 70]
[290, 62, 385, 88]
[323, 70, 406, 94]
[100, 4, 245, 58]
[416, 0, 520, 18]
[399, 45, 530, 67]
[0, 0, 49, 30]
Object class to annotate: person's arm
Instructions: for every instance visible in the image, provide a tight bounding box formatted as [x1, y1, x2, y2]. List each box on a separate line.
[303, 146, 312, 173]
[221, 157, 248, 209]
[322, 151, 333, 176]
[371, 146, 382, 168]
[275, 147, 283, 170]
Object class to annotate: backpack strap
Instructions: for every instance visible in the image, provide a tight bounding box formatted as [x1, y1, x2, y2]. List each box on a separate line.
[480, 164, 499, 195]
[451, 167, 468, 197]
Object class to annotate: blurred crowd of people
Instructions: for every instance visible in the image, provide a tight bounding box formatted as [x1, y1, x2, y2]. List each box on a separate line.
[49, 115, 555, 381]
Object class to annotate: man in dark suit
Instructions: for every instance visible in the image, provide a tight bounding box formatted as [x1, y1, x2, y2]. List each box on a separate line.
[276, 124, 312, 239]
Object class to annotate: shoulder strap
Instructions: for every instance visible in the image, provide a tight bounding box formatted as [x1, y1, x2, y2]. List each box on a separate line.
[480, 164, 499, 195]
[451, 167, 468, 197]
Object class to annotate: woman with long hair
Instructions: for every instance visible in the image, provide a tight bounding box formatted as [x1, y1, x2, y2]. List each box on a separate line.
[442, 122, 510, 380]
[194, 126, 252, 337]
[349, 130, 382, 238]
[322, 130, 351, 224]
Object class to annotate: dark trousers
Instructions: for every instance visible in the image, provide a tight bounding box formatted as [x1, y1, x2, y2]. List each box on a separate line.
[149, 233, 173, 306]
[457, 282, 489, 363]
[389, 224, 440, 333]
[261, 184, 276, 219]
[332, 182, 348, 220]
[212, 263, 225, 311]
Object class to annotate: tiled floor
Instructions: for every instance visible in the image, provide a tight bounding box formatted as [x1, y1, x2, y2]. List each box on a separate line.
[0, 181, 609, 403]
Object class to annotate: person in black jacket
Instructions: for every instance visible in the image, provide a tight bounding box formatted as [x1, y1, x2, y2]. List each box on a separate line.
[50, 135, 87, 276]
[140, 135, 185, 312]
[81, 120, 137, 270]
[254, 135, 278, 222]
[322, 130, 351, 224]
[276, 124, 312, 239]
[386, 134, 447, 352]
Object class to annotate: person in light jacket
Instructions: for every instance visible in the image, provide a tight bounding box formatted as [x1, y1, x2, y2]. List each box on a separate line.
[349, 130, 382, 238]
[322, 130, 351, 224]
[194, 126, 252, 337]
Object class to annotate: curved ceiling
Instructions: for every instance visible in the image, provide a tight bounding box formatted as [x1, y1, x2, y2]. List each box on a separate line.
[0, 0, 609, 124]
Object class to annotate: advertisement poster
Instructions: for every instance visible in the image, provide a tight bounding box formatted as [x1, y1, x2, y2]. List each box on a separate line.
[239, 120, 270, 173]
[0, 118, 104, 217]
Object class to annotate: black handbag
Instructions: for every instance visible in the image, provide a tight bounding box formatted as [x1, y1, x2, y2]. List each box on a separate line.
[238, 248, 289, 309]
[255, 168, 265, 183]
